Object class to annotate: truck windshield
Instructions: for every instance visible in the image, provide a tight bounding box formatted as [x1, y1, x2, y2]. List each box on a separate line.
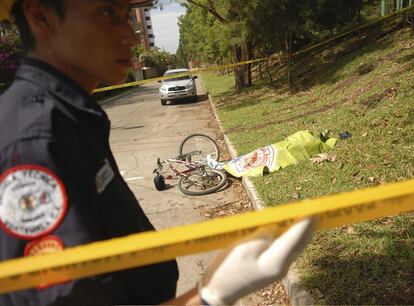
[164, 74, 192, 82]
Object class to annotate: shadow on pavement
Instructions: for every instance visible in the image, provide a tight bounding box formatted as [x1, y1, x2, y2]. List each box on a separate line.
[102, 85, 159, 109]
[111, 125, 145, 130]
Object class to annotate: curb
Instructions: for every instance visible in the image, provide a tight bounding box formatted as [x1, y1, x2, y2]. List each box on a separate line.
[204, 80, 314, 306]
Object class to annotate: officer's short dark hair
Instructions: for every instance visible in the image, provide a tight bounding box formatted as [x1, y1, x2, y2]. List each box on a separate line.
[11, 0, 65, 51]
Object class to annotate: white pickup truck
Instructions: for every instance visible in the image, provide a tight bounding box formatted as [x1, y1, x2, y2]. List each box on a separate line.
[158, 68, 197, 105]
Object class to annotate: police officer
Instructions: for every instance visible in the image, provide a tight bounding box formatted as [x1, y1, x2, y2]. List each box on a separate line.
[0, 1, 315, 305]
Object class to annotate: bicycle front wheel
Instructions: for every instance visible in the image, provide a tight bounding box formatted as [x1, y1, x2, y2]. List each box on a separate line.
[178, 169, 227, 196]
[179, 134, 220, 162]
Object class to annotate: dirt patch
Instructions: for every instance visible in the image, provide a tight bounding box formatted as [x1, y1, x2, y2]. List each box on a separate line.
[328, 75, 361, 94]
[360, 92, 385, 109]
[360, 85, 400, 109]
[242, 282, 290, 306]
[201, 178, 252, 218]
[385, 47, 407, 61]
[356, 62, 376, 75]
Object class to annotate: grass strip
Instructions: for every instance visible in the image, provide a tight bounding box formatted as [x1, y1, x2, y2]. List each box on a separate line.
[203, 25, 414, 304]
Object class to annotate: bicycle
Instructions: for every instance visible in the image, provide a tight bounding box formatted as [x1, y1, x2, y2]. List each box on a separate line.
[153, 134, 227, 196]
[179, 133, 220, 162]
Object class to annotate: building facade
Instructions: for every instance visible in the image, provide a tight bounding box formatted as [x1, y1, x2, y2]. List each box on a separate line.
[129, 0, 156, 80]
[130, 7, 155, 52]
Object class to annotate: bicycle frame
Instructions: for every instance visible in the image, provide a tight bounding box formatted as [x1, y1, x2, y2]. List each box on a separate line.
[153, 150, 227, 195]
[154, 151, 206, 181]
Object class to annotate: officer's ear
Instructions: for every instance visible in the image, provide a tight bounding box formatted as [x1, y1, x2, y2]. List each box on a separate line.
[23, 0, 56, 42]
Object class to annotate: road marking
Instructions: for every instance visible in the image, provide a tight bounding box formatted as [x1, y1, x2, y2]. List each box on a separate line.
[124, 176, 145, 182]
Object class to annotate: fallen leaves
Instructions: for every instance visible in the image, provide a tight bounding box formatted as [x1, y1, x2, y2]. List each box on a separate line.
[201, 179, 252, 219]
[242, 282, 289, 306]
[383, 159, 391, 166]
[380, 218, 395, 225]
[345, 226, 356, 235]
[291, 192, 301, 200]
[310, 153, 338, 165]
[335, 244, 346, 251]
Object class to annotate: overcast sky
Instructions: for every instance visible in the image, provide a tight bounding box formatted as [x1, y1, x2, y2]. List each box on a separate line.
[151, 3, 186, 54]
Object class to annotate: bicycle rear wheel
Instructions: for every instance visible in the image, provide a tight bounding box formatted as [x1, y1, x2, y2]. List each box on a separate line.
[179, 134, 220, 162]
[178, 169, 227, 196]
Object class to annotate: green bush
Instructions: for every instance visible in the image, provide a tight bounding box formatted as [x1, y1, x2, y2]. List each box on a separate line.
[0, 25, 22, 93]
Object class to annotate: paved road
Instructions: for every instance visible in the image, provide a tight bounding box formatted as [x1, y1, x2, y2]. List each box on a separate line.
[102, 79, 239, 296]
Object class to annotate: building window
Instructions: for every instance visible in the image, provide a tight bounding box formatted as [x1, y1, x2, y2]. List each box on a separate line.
[150, 42, 155, 47]
[148, 34, 154, 38]
[147, 25, 152, 29]
[145, 16, 150, 21]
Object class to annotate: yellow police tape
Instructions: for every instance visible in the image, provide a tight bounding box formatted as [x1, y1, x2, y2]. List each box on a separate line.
[92, 57, 267, 94]
[93, 6, 414, 94]
[0, 179, 413, 294]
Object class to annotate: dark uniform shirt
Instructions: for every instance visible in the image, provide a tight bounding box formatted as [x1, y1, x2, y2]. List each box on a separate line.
[0, 58, 179, 306]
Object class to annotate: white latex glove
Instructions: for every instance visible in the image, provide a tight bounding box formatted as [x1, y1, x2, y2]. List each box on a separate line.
[199, 218, 316, 305]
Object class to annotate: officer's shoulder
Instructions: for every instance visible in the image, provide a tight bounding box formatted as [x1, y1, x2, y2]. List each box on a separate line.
[0, 79, 76, 150]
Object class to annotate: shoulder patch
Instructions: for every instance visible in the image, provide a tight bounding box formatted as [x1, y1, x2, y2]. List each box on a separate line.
[0, 165, 67, 240]
[24, 235, 64, 256]
[24, 235, 68, 290]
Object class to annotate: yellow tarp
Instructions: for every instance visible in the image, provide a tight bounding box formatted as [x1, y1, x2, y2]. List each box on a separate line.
[221, 131, 336, 177]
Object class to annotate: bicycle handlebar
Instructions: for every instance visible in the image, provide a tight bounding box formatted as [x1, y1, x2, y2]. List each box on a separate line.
[153, 158, 162, 174]
[153, 150, 206, 174]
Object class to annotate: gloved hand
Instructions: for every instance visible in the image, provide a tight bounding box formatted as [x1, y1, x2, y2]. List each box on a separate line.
[199, 218, 316, 305]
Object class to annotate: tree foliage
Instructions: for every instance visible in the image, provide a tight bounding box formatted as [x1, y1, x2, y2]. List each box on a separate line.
[177, 0, 260, 89]
[177, 0, 381, 90]
[0, 24, 22, 93]
[138, 47, 179, 75]
[177, 3, 231, 65]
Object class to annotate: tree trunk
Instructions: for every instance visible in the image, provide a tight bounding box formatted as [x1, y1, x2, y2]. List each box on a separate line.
[258, 63, 263, 79]
[232, 46, 245, 91]
[245, 41, 253, 87]
[266, 58, 273, 83]
[286, 31, 294, 92]
[411, 11, 414, 33]
[231, 39, 255, 90]
[220, 60, 226, 75]
[247, 63, 252, 87]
